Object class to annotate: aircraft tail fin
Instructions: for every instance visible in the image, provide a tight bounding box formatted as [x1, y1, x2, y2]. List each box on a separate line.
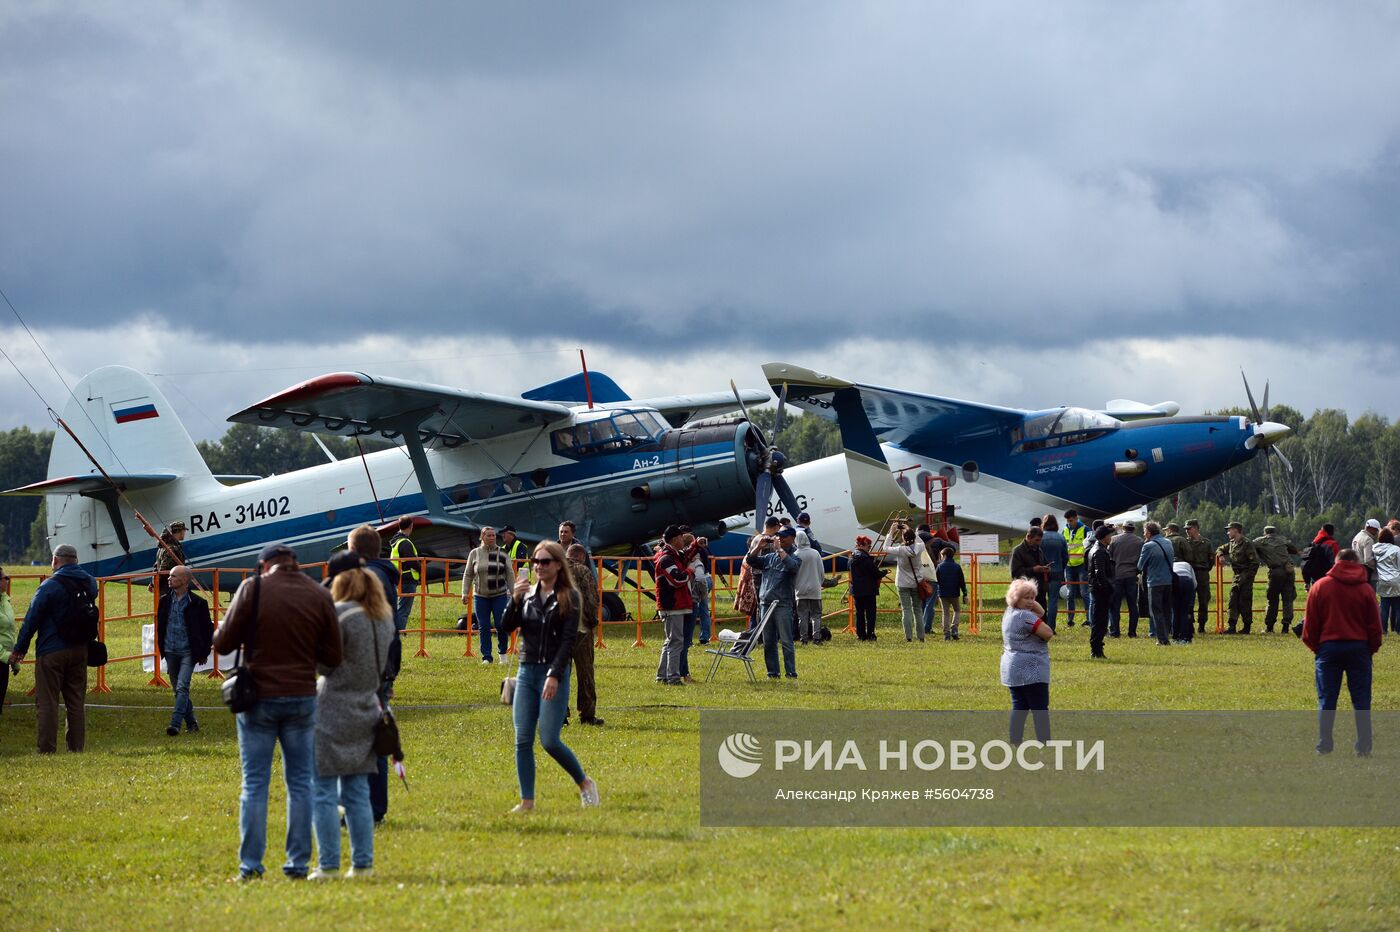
[829, 387, 913, 528]
[48, 366, 213, 485]
[758, 364, 910, 528]
[521, 371, 630, 404]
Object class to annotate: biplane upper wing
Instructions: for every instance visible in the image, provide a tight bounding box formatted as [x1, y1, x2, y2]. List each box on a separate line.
[227, 372, 574, 445]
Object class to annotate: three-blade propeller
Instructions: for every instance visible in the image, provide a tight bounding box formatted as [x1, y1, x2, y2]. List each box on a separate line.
[1242, 370, 1293, 514]
[731, 379, 803, 523]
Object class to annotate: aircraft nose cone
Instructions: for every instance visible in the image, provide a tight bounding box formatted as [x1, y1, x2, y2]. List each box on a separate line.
[1255, 421, 1291, 446]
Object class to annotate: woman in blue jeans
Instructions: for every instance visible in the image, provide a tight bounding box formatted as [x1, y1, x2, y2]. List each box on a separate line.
[502, 541, 599, 812]
[310, 558, 394, 880]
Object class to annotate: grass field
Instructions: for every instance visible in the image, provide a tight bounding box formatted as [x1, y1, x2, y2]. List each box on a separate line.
[2, 563, 1397, 929]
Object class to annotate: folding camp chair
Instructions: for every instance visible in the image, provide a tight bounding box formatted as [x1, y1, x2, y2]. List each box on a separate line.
[704, 601, 778, 684]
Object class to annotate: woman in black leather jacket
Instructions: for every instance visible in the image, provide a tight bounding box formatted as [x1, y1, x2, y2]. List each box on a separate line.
[501, 540, 599, 812]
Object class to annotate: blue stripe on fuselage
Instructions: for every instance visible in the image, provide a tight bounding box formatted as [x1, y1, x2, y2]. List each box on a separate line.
[79, 440, 741, 577]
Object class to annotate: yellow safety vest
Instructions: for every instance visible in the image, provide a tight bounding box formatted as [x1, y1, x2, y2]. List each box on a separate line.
[1063, 524, 1087, 566]
[390, 534, 420, 582]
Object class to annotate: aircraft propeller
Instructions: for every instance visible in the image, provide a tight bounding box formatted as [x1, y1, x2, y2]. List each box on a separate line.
[1241, 370, 1293, 514]
[730, 379, 804, 523]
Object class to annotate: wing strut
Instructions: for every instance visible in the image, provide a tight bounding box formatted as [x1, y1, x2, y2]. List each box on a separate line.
[396, 418, 448, 518]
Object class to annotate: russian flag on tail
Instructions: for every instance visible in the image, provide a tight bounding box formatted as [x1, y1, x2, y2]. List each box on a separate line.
[112, 399, 159, 424]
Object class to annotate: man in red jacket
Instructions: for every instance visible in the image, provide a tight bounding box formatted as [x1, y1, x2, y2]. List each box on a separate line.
[653, 525, 696, 686]
[1302, 549, 1382, 756]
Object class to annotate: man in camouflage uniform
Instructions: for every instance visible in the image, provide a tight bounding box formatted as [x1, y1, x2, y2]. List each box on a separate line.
[1176, 520, 1215, 633]
[152, 521, 188, 591]
[1253, 525, 1300, 634]
[1215, 521, 1259, 634]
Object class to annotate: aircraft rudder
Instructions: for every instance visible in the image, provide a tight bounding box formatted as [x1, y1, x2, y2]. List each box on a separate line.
[49, 366, 213, 482]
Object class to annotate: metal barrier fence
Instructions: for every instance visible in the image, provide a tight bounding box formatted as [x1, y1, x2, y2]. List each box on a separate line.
[3, 551, 1328, 697]
[964, 553, 1301, 635]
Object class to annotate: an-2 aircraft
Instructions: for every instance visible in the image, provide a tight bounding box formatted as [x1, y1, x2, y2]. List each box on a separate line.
[4, 365, 789, 579]
[718, 362, 1291, 552]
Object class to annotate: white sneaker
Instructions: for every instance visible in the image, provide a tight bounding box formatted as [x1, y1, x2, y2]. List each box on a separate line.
[307, 868, 337, 882]
[344, 866, 373, 880]
[580, 778, 601, 808]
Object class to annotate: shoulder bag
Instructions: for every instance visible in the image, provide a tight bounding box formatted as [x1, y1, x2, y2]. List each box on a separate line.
[220, 575, 261, 714]
[369, 617, 404, 761]
[500, 643, 517, 706]
[910, 549, 934, 601]
[500, 595, 521, 705]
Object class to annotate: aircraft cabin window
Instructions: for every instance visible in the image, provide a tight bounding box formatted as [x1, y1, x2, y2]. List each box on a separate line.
[1017, 407, 1120, 451]
[552, 411, 664, 456]
[612, 413, 648, 442]
[637, 411, 669, 436]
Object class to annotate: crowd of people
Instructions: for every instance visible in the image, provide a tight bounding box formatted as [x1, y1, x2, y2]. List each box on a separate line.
[999, 512, 1390, 754]
[1, 506, 1391, 878]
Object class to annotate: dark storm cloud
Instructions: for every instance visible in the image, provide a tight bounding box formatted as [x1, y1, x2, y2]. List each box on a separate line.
[1, 1, 1398, 353]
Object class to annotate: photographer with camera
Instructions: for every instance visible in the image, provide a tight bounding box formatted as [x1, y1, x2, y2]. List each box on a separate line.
[654, 525, 698, 686]
[886, 521, 926, 643]
[744, 528, 802, 678]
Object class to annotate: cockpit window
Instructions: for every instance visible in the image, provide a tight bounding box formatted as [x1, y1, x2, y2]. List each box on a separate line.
[1023, 407, 1120, 438]
[1014, 407, 1120, 451]
[551, 409, 668, 456]
[611, 413, 649, 442]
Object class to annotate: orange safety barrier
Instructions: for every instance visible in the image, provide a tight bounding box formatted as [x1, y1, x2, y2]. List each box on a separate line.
[964, 552, 1296, 636]
[10, 564, 290, 695]
[4, 549, 1328, 700]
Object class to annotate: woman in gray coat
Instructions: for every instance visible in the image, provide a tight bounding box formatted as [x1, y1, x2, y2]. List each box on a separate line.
[310, 564, 392, 880]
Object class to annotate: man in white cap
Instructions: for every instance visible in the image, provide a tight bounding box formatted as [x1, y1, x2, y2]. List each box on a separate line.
[1353, 519, 1382, 590]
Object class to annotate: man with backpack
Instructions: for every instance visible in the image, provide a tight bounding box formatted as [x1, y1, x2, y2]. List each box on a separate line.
[7, 544, 97, 753]
[1302, 526, 1339, 591]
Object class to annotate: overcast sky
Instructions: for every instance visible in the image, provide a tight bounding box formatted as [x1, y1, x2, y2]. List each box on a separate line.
[2, 1, 1398, 441]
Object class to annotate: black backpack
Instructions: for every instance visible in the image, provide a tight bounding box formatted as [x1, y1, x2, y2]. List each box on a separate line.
[1301, 542, 1334, 582]
[54, 575, 99, 644]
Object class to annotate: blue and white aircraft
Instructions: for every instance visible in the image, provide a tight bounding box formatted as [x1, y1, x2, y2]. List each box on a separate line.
[4, 366, 779, 577]
[717, 361, 1291, 551]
